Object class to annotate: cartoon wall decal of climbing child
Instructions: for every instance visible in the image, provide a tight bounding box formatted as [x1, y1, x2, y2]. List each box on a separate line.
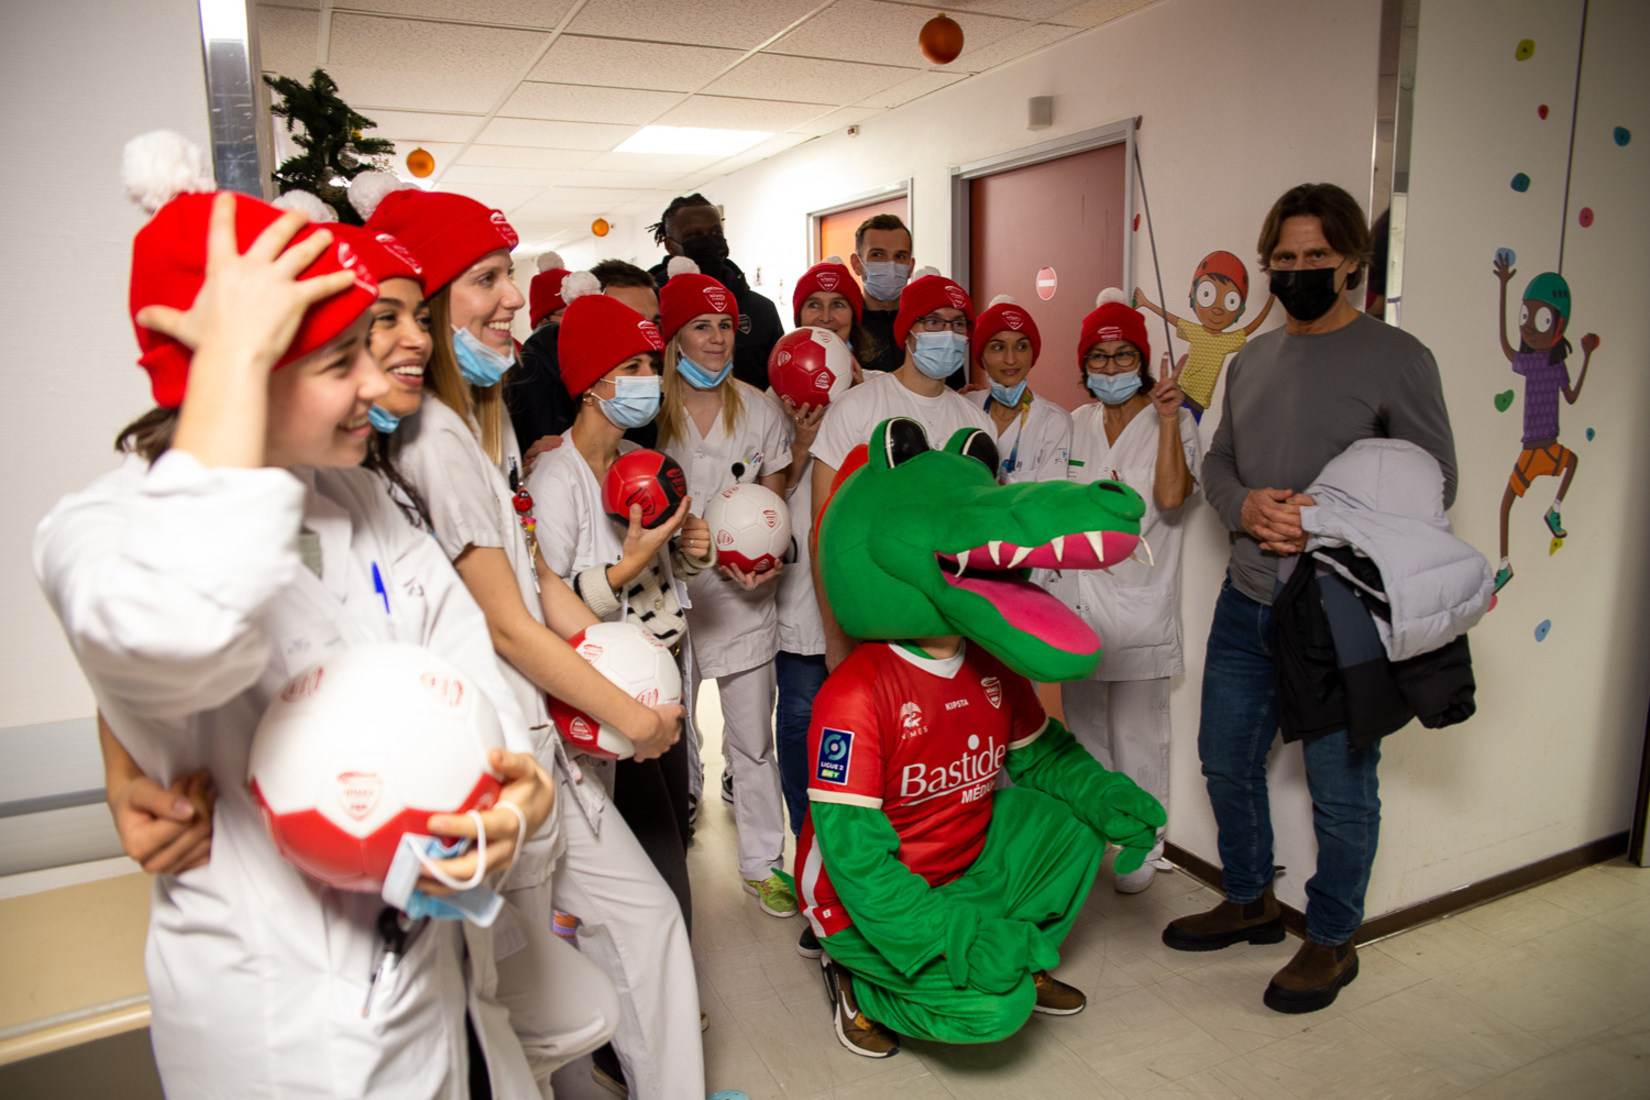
[1134, 250, 1274, 420]
[1491, 254, 1600, 594]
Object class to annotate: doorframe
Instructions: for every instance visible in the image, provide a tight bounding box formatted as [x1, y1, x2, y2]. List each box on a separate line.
[948, 118, 1136, 295]
[806, 180, 913, 265]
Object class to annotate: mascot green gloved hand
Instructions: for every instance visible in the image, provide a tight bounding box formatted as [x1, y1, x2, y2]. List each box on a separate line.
[796, 417, 1166, 1055]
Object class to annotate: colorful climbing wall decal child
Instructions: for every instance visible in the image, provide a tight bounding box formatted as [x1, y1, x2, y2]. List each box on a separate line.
[1133, 251, 1273, 420]
[1490, 255, 1600, 595]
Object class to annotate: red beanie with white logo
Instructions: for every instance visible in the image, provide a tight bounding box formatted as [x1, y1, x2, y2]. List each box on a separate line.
[893, 268, 975, 348]
[557, 272, 666, 396]
[1078, 287, 1150, 367]
[327, 224, 425, 292]
[971, 294, 1041, 364]
[529, 251, 570, 328]
[792, 255, 863, 324]
[362, 187, 518, 295]
[122, 132, 381, 409]
[659, 257, 739, 342]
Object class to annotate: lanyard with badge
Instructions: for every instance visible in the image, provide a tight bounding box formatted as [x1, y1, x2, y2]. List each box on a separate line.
[988, 394, 1032, 482]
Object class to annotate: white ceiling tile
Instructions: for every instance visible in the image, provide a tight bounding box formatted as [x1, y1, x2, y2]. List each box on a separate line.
[499, 82, 681, 125]
[704, 53, 914, 106]
[585, 151, 726, 175]
[948, 21, 1077, 72]
[257, 6, 319, 79]
[440, 164, 561, 187]
[259, 0, 320, 9]
[459, 145, 602, 170]
[552, 168, 708, 190]
[341, 0, 575, 27]
[528, 36, 742, 92]
[768, 0, 1024, 67]
[385, 140, 468, 173]
[568, 0, 824, 50]
[325, 14, 549, 115]
[441, 181, 548, 212]
[657, 95, 833, 133]
[852, 69, 968, 109]
[880, 0, 1074, 19]
[710, 131, 815, 171]
[1042, 0, 1159, 28]
[786, 105, 880, 136]
[356, 109, 487, 143]
[476, 117, 637, 150]
[512, 193, 631, 220]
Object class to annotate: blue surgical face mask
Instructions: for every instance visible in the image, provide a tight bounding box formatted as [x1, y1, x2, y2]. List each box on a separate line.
[451, 325, 514, 387]
[600, 374, 662, 429]
[381, 833, 503, 927]
[989, 378, 1029, 408]
[368, 404, 402, 434]
[911, 330, 969, 380]
[675, 352, 733, 390]
[1086, 371, 1143, 405]
[862, 261, 911, 302]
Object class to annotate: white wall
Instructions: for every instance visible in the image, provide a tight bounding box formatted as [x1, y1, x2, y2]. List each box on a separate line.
[1, 0, 211, 731]
[652, 0, 1649, 922]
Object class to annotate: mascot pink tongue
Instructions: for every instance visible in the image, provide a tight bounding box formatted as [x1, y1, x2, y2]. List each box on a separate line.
[795, 416, 1167, 1054]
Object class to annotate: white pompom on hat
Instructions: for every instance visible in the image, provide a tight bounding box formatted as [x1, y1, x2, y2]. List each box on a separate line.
[1095, 286, 1130, 308]
[910, 265, 941, 281]
[347, 171, 409, 221]
[271, 190, 338, 223]
[666, 255, 699, 278]
[536, 250, 566, 273]
[987, 294, 1018, 308]
[1080, 286, 1149, 365]
[122, 130, 214, 215]
[558, 270, 602, 305]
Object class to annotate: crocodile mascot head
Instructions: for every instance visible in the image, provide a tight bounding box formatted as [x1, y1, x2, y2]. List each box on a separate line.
[816, 417, 1146, 683]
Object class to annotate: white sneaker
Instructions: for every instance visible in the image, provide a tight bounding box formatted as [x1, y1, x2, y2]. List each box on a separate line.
[1115, 857, 1174, 894]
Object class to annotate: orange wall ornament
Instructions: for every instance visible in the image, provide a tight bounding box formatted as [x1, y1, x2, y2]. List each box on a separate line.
[919, 14, 964, 65]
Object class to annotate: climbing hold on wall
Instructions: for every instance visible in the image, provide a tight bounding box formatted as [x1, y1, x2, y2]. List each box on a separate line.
[1578, 207, 1594, 227]
[1614, 126, 1631, 146]
[1586, 427, 1595, 441]
[1511, 173, 1531, 192]
[1495, 247, 1516, 268]
[1534, 619, 1551, 642]
[1515, 38, 1536, 61]
[1538, 104, 1549, 119]
[1494, 390, 1515, 412]
[1549, 537, 1564, 555]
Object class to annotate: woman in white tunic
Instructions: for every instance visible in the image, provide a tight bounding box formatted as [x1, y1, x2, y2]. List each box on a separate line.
[654, 258, 795, 918]
[526, 280, 714, 943]
[35, 174, 555, 1098]
[361, 185, 707, 1100]
[1058, 288, 1200, 894]
[970, 295, 1072, 485]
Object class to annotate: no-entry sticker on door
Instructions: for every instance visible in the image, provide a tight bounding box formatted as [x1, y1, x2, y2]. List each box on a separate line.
[1036, 267, 1057, 300]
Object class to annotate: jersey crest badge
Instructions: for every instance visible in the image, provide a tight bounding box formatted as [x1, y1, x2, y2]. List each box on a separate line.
[981, 677, 1002, 709]
[817, 728, 854, 784]
[898, 701, 926, 738]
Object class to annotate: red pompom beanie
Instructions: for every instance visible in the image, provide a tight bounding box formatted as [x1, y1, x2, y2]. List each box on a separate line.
[893, 269, 975, 348]
[363, 188, 518, 295]
[792, 255, 863, 324]
[1078, 288, 1150, 367]
[659, 257, 738, 342]
[971, 294, 1041, 364]
[557, 273, 666, 396]
[328, 224, 425, 292]
[529, 250, 570, 328]
[128, 186, 380, 409]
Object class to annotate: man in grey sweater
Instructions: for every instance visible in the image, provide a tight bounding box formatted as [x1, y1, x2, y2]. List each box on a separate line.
[1161, 183, 1456, 1013]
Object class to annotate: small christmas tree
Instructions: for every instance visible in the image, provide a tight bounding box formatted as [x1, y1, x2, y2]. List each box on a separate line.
[264, 68, 394, 225]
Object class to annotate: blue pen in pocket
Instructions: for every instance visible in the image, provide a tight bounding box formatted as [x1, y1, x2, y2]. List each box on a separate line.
[371, 562, 392, 616]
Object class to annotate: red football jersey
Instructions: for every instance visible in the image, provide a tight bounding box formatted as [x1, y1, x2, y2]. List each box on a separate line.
[795, 641, 1047, 937]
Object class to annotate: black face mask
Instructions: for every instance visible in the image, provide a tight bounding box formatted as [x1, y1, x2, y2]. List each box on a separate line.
[1269, 267, 1343, 322]
[680, 232, 730, 273]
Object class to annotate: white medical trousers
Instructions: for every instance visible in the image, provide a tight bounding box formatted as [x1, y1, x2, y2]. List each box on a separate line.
[693, 658, 785, 883]
[1060, 676, 1171, 861]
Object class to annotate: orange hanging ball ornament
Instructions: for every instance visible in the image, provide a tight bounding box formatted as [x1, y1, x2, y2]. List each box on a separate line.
[405, 147, 435, 178]
[592, 218, 611, 238]
[919, 13, 964, 65]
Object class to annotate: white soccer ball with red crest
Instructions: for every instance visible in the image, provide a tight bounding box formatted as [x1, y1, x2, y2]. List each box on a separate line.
[547, 621, 682, 761]
[706, 483, 791, 574]
[768, 326, 853, 409]
[248, 643, 506, 892]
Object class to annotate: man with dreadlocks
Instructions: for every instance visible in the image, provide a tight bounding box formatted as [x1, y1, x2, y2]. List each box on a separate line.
[648, 194, 782, 392]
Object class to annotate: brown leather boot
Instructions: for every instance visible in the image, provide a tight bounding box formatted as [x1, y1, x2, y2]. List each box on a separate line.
[1031, 970, 1086, 1016]
[1161, 882, 1286, 952]
[1263, 938, 1358, 1014]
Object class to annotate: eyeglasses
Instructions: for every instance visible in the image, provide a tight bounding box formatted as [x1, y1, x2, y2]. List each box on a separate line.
[914, 314, 970, 335]
[1086, 348, 1141, 370]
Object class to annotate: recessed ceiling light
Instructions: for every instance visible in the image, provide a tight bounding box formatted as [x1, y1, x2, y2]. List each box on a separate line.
[615, 126, 772, 157]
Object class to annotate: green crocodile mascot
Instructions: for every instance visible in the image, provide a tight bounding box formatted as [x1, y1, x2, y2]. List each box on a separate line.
[795, 416, 1167, 1057]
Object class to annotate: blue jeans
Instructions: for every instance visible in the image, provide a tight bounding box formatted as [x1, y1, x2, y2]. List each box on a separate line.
[1198, 578, 1382, 945]
[775, 650, 829, 835]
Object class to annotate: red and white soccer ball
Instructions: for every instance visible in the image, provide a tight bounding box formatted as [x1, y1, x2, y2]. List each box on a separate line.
[706, 483, 791, 574]
[601, 448, 688, 530]
[248, 643, 506, 893]
[547, 621, 682, 761]
[767, 326, 852, 409]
